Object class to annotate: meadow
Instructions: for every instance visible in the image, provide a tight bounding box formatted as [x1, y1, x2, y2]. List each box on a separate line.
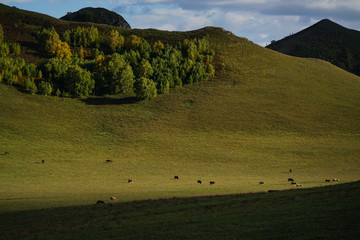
[0, 9, 360, 237]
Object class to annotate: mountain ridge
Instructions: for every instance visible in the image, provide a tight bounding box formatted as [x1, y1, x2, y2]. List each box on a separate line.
[267, 19, 360, 76]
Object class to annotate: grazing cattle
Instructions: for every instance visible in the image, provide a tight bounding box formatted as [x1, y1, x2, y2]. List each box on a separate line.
[289, 169, 292, 173]
[128, 179, 134, 183]
[325, 179, 331, 183]
[333, 178, 339, 182]
[288, 178, 294, 182]
[174, 176, 179, 180]
[96, 200, 105, 204]
[259, 181, 265, 185]
[105, 159, 113, 163]
[4, 152, 10, 155]
[291, 182, 297, 185]
[210, 181, 215, 185]
[197, 180, 202, 184]
[110, 196, 117, 201]
[296, 184, 302, 187]
[41, 160, 45, 164]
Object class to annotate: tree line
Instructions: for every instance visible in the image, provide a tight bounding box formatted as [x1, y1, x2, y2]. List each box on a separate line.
[0, 25, 215, 99]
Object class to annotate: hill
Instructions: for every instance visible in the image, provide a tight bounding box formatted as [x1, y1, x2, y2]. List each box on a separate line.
[60, 7, 131, 29]
[267, 19, 360, 76]
[0, 2, 360, 226]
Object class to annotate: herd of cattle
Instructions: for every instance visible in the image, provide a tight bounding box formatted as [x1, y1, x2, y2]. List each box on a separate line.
[2, 154, 341, 205]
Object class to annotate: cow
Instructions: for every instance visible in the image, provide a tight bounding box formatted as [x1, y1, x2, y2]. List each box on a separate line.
[110, 196, 117, 201]
[291, 182, 297, 185]
[4, 152, 10, 155]
[288, 178, 294, 182]
[197, 180, 202, 184]
[210, 181, 215, 185]
[333, 178, 339, 182]
[296, 184, 302, 187]
[128, 179, 134, 183]
[174, 176, 179, 180]
[289, 169, 292, 173]
[96, 200, 105, 204]
[325, 179, 331, 183]
[259, 181, 265, 184]
[105, 159, 113, 163]
[41, 160, 45, 164]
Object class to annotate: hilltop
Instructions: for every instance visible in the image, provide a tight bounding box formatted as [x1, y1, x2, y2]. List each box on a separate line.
[60, 7, 131, 29]
[267, 19, 360, 76]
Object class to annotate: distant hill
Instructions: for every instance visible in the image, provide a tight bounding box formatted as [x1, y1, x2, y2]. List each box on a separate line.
[267, 19, 360, 76]
[61, 7, 131, 29]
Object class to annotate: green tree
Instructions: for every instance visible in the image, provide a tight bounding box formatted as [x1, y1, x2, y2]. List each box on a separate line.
[65, 65, 94, 97]
[22, 78, 38, 94]
[95, 53, 135, 94]
[134, 77, 157, 100]
[38, 81, 53, 96]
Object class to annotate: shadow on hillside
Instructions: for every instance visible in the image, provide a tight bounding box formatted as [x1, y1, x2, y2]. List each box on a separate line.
[80, 97, 138, 105]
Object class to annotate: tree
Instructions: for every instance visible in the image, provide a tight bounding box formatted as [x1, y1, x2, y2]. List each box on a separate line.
[23, 78, 38, 94]
[0, 24, 3, 42]
[38, 81, 53, 95]
[65, 65, 94, 97]
[95, 53, 135, 94]
[134, 77, 157, 100]
[109, 30, 124, 51]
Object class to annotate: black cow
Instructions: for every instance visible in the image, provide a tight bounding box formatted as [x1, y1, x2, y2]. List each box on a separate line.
[174, 176, 179, 180]
[210, 181, 215, 185]
[288, 178, 294, 182]
[96, 200, 105, 204]
[197, 180, 202, 184]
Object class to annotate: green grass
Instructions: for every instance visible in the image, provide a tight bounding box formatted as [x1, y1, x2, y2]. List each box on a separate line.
[0, 5, 360, 238]
[1, 181, 359, 239]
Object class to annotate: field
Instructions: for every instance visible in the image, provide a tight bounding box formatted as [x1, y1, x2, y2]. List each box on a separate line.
[0, 7, 360, 238]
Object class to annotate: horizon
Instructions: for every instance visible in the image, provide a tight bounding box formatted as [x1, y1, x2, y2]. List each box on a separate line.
[2, 0, 360, 46]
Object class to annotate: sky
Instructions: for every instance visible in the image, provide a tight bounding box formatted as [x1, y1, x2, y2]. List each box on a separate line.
[1, 0, 360, 46]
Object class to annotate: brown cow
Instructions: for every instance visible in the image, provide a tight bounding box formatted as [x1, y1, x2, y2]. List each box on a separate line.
[110, 196, 117, 201]
[4, 152, 10, 155]
[128, 179, 134, 183]
[105, 159, 113, 163]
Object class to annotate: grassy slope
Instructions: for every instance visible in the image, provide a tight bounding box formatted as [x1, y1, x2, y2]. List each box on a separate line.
[0, 4, 360, 214]
[1, 181, 359, 239]
[1, 27, 359, 212]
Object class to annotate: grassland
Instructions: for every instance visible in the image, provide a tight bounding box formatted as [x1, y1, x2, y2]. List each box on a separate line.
[1, 181, 359, 239]
[1, 28, 360, 212]
[0, 4, 360, 238]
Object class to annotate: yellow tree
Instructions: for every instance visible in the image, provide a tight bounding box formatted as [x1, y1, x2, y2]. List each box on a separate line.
[109, 30, 124, 51]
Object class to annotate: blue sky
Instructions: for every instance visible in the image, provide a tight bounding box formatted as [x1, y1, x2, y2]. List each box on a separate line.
[2, 0, 360, 46]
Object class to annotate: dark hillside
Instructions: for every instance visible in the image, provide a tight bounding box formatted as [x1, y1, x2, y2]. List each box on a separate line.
[61, 7, 131, 29]
[267, 19, 360, 76]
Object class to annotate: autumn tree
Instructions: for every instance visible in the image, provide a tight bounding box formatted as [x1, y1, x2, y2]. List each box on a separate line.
[109, 30, 124, 51]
